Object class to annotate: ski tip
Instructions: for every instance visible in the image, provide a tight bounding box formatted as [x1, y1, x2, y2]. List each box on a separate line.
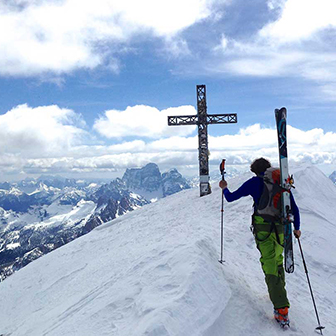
[274, 107, 287, 114]
[280, 107, 287, 118]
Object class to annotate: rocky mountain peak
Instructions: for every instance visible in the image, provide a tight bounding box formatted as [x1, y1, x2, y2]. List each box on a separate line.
[122, 163, 190, 199]
[122, 163, 162, 192]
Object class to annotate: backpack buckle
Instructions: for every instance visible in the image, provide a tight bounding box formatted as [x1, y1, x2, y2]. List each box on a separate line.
[286, 174, 295, 189]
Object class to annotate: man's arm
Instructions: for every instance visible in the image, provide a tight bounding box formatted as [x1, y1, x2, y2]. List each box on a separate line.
[220, 177, 259, 202]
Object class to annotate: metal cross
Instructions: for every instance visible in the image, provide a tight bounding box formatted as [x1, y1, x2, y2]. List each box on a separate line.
[168, 85, 237, 196]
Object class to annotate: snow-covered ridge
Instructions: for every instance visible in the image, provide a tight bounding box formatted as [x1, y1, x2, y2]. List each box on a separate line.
[0, 165, 335, 335]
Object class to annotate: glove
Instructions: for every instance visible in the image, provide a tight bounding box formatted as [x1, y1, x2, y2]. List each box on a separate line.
[293, 229, 301, 239]
[219, 180, 228, 189]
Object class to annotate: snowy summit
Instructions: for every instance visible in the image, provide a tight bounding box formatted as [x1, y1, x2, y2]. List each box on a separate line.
[0, 165, 335, 336]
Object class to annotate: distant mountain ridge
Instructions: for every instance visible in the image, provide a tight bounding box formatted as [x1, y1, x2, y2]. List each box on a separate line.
[0, 163, 190, 280]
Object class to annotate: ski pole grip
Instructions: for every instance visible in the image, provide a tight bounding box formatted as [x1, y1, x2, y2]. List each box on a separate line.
[220, 159, 226, 180]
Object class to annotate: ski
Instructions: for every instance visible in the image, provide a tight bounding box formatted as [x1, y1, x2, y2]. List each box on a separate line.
[275, 107, 295, 273]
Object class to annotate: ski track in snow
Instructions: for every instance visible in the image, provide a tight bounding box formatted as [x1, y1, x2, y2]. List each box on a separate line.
[0, 165, 335, 335]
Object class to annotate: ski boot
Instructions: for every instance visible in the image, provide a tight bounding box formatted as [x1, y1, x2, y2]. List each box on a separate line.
[274, 307, 290, 328]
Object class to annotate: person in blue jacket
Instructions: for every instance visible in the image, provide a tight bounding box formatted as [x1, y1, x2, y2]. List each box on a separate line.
[219, 157, 301, 326]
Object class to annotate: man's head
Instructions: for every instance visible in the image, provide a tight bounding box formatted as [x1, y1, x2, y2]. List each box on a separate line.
[250, 158, 271, 175]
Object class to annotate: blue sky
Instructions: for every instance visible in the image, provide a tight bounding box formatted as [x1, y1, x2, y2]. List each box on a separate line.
[0, 0, 335, 181]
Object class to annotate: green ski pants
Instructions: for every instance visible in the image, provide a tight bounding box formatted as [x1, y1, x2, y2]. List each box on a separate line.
[253, 216, 290, 309]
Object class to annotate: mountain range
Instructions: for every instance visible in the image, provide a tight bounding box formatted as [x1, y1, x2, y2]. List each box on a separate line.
[0, 163, 190, 280]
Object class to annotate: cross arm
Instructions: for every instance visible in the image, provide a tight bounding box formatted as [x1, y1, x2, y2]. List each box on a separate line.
[167, 115, 198, 126]
[168, 113, 237, 126]
[207, 113, 237, 124]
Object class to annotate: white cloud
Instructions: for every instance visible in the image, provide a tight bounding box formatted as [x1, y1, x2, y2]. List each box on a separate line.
[117, 0, 212, 36]
[0, 104, 88, 157]
[0, 103, 335, 179]
[107, 140, 147, 153]
[209, 124, 276, 149]
[163, 37, 191, 58]
[207, 124, 336, 174]
[225, 51, 307, 77]
[148, 136, 197, 151]
[212, 0, 336, 100]
[10, 121, 336, 177]
[261, 0, 336, 43]
[93, 105, 197, 139]
[0, 0, 218, 76]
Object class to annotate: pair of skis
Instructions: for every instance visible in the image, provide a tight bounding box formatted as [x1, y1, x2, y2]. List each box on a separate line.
[275, 107, 295, 274]
[275, 108, 325, 334]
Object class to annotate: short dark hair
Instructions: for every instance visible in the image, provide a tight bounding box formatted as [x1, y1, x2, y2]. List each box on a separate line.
[250, 158, 271, 175]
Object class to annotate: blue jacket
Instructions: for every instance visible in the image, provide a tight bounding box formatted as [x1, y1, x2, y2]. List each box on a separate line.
[223, 176, 300, 230]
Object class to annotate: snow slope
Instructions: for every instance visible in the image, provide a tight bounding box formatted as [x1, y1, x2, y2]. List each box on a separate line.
[0, 165, 335, 336]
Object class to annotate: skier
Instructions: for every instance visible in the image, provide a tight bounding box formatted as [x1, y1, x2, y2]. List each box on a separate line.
[219, 157, 301, 327]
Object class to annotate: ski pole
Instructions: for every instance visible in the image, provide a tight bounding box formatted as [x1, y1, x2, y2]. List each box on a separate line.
[219, 159, 226, 264]
[297, 238, 325, 335]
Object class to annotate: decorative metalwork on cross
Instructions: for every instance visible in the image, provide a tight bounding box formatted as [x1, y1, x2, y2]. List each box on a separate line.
[168, 85, 238, 197]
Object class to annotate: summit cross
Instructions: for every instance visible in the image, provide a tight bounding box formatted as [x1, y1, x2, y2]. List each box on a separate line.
[168, 85, 237, 197]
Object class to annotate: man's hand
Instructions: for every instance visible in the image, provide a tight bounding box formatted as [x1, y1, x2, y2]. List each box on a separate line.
[294, 229, 301, 239]
[219, 180, 228, 189]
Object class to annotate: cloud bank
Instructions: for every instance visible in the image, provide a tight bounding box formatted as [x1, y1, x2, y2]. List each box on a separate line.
[0, 0, 219, 76]
[2, 0, 335, 103]
[0, 104, 335, 179]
